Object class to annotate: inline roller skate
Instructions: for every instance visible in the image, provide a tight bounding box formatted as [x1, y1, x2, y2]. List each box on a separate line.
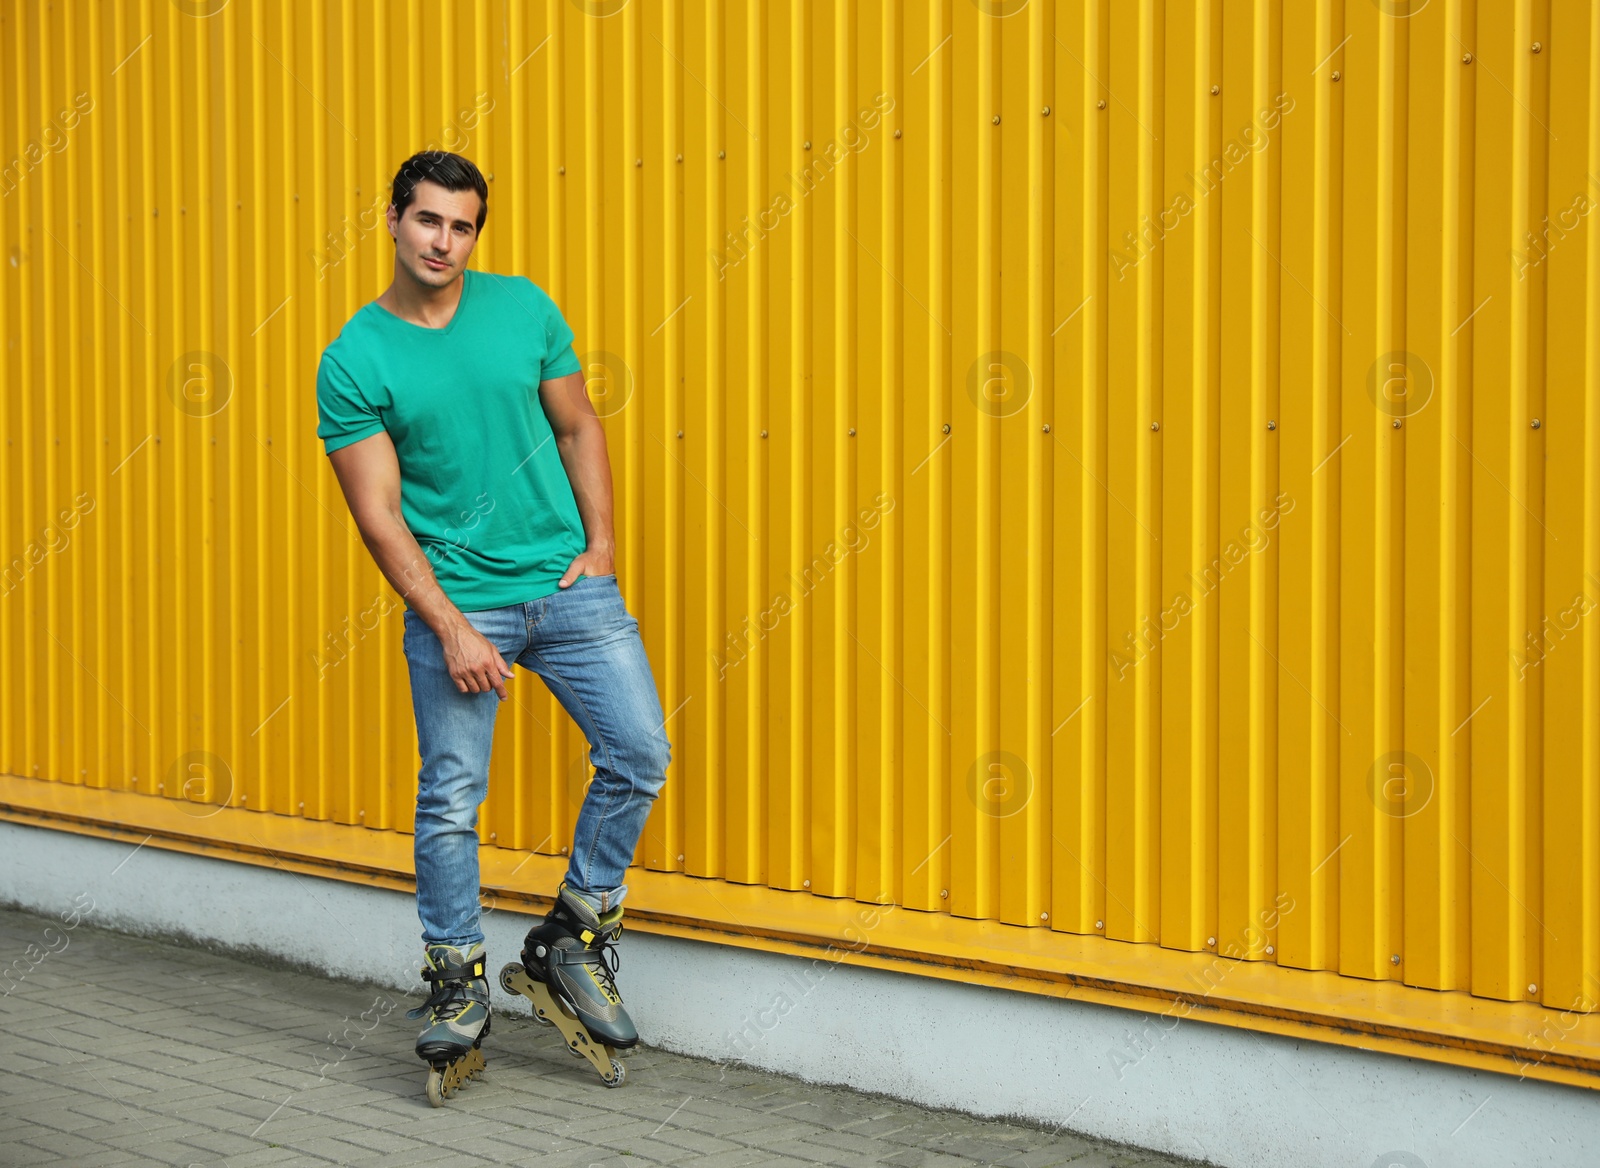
[408, 942, 490, 1106]
[499, 883, 633, 1087]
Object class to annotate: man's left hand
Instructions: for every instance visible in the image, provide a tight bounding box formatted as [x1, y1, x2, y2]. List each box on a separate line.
[557, 546, 615, 588]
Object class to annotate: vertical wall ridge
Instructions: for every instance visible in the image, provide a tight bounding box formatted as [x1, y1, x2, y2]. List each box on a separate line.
[1585, 0, 1600, 1004]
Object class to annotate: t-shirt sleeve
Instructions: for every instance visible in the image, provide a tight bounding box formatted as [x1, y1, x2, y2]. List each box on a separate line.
[315, 351, 385, 455]
[536, 284, 582, 380]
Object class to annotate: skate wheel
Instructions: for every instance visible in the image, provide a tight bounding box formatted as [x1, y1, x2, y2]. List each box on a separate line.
[498, 963, 522, 993]
[603, 1058, 626, 1088]
[425, 1068, 445, 1108]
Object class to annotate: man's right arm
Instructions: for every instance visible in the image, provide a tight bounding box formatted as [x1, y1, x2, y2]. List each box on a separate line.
[326, 432, 515, 699]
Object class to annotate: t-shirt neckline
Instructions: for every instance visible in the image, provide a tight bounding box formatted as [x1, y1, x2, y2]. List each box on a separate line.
[369, 269, 473, 335]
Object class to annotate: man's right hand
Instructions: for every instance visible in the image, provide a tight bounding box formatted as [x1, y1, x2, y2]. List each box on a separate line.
[439, 620, 515, 700]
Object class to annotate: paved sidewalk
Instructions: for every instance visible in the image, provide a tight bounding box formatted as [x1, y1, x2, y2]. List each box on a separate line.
[0, 907, 1198, 1168]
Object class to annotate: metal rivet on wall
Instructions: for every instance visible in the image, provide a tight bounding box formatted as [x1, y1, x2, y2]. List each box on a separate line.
[678, 854, 685, 862]
[1095, 920, 1104, 929]
[1331, 71, 1342, 82]
[676, 153, 683, 163]
[940, 889, 949, 898]
[803, 140, 812, 150]
[1265, 945, 1275, 955]
[848, 427, 856, 436]
[1151, 421, 1161, 431]
[635, 158, 642, 167]
[1097, 99, 1107, 110]
[760, 429, 768, 438]
[1463, 52, 1474, 64]
[1207, 937, 1217, 947]
[558, 166, 565, 175]
[718, 150, 726, 159]
[943, 423, 951, 434]
[894, 129, 902, 138]
[1529, 983, 1540, 994]
[1391, 953, 1402, 965]
[1042, 105, 1052, 116]
[1267, 420, 1277, 430]
[1532, 42, 1542, 53]
[803, 879, 811, 888]
[1393, 419, 1403, 429]
[1042, 424, 1051, 433]
[992, 114, 1001, 125]
[677, 430, 684, 439]
[1040, 913, 1050, 921]
[1532, 418, 1542, 429]
[1211, 85, 1220, 96]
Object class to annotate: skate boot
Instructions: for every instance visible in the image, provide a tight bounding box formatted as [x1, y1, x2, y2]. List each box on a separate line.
[407, 942, 490, 1106]
[498, 884, 632, 1087]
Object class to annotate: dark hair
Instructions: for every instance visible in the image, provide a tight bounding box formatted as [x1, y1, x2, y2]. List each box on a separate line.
[390, 150, 488, 233]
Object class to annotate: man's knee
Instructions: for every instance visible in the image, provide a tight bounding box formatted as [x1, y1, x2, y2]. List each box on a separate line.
[415, 765, 488, 825]
[616, 731, 670, 797]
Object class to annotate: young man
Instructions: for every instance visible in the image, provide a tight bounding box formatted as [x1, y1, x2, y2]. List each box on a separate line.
[315, 150, 671, 1092]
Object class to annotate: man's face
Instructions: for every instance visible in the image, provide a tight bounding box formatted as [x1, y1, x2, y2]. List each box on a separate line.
[387, 179, 483, 287]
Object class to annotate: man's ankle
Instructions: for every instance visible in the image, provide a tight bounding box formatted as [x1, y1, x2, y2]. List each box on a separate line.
[563, 882, 627, 916]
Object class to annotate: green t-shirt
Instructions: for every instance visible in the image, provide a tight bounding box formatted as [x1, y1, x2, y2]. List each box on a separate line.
[315, 269, 589, 612]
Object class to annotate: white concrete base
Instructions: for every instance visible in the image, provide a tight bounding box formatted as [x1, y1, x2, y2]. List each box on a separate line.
[1, 820, 1593, 1168]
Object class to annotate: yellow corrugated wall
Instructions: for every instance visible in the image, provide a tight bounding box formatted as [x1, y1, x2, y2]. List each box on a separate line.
[2, 0, 1598, 1017]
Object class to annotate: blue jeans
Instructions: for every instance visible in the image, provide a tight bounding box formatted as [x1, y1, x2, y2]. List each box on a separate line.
[401, 574, 672, 948]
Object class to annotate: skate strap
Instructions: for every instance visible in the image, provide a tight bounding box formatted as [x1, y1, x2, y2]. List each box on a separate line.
[579, 920, 623, 945]
[550, 937, 622, 994]
[419, 954, 486, 985]
[407, 955, 487, 1021]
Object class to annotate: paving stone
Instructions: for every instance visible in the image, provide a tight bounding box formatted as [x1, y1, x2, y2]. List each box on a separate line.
[879, 1149, 1001, 1168]
[0, 907, 1199, 1168]
[650, 1125, 747, 1157]
[790, 1127, 909, 1161]
[323, 1126, 437, 1155]
[46, 1151, 148, 1168]
[25, 1129, 118, 1160]
[222, 1148, 340, 1167]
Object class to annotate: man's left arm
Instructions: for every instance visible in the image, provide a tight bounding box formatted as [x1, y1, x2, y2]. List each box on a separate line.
[539, 369, 617, 587]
